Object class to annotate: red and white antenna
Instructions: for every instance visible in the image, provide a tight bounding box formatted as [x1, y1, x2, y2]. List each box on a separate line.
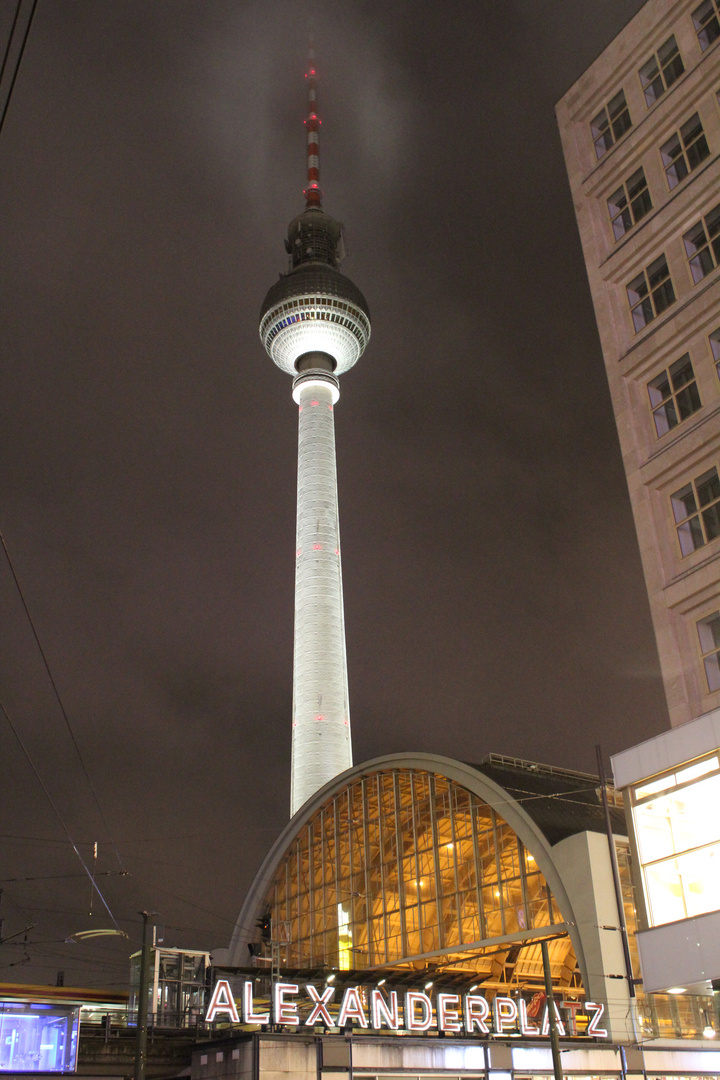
[303, 35, 322, 209]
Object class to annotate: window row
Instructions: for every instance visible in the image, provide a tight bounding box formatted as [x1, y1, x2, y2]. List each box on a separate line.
[593, 5, 720, 162]
[647, 329, 720, 437]
[627, 203, 720, 332]
[608, 112, 711, 241]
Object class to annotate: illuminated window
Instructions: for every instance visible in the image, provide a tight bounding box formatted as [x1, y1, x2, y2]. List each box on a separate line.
[632, 754, 720, 925]
[661, 114, 710, 189]
[684, 203, 720, 283]
[591, 90, 632, 159]
[671, 468, 720, 556]
[0, 1002, 80, 1073]
[627, 256, 675, 332]
[710, 327, 720, 379]
[693, 0, 720, 49]
[608, 168, 652, 240]
[639, 36, 684, 106]
[698, 612, 720, 691]
[648, 356, 701, 437]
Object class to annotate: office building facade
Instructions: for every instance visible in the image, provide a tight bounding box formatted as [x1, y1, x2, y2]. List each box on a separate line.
[557, 0, 720, 1002]
[556, 0, 720, 730]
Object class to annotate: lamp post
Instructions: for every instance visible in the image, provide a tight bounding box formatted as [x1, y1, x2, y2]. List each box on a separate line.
[134, 911, 157, 1080]
[541, 938, 563, 1080]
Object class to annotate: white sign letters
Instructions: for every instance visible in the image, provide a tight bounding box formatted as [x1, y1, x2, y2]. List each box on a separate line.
[205, 979, 607, 1039]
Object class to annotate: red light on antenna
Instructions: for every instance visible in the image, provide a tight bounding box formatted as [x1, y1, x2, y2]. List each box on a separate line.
[315, 714, 324, 722]
[313, 543, 322, 550]
[311, 399, 319, 405]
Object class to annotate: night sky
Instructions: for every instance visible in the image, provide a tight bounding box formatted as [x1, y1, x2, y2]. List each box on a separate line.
[0, 0, 666, 990]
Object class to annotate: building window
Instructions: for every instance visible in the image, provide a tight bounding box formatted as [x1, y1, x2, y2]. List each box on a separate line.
[647, 355, 701, 436]
[685, 205, 720, 284]
[608, 168, 653, 240]
[693, 0, 720, 50]
[660, 114, 710, 189]
[710, 327, 720, 378]
[698, 613, 720, 690]
[627, 256, 675, 331]
[671, 467, 720, 556]
[684, 203, 720, 283]
[631, 752, 720, 925]
[639, 36, 684, 106]
[591, 90, 632, 159]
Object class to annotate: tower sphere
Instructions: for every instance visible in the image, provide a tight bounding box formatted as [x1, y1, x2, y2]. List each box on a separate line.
[259, 210, 371, 376]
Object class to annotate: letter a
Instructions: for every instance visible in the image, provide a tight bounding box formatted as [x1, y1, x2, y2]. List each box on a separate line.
[206, 979, 239, 1023]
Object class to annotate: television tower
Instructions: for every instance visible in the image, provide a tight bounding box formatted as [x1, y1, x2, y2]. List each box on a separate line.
[259, 42, 371, 816]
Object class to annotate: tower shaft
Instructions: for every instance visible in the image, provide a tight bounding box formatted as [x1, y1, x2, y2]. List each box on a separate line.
[291, 376, 351, 815]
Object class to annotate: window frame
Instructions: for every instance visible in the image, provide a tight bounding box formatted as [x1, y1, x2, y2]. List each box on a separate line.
[626, 255, 676, 332]
[607, 167, 653, 240]
[660, 113, 710, 190]
[698, 611, 720, 691]
[591, 90, 632, 159]
[647, 354, 702, 437]
[630, 751, 720, 925]
[639, 35, 685, 107]
[692, 0, 720, 50]
[670, 466, 720, 557]
[709, 327, 720, 380]
[683, 202, 720, 284]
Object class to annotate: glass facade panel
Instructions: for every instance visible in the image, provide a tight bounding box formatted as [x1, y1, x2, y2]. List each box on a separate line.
[632, 759, 720, 926]
[260, 768, 581, 997]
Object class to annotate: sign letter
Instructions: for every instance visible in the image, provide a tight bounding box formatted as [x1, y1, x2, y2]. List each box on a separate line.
[437, 994, 462, 1033]
[494, 996, 518, 1033]
[584, 1001, 608, 1038]
[370, 989, 399, 1030]
[243, 981, 269, 1024]
[273, 982, 299, 1025]
[541, 1000, 566, 1037]
[464, 994, 490, 1034]
[518, 998, 539, 1036]
[305, 984, 335, 1027]
[405, 991, 433, 1032]
[206, 980, 239, 1024]
[338, 987, 368, 1028]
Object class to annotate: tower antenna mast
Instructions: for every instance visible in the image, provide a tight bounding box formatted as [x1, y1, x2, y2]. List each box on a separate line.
[304, 33, 322, 209]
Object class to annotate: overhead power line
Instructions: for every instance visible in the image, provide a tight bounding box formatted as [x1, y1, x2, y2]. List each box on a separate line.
[0, 530, 125, 871]
[0, 696, 123, 932]
[0, 0, 38, 141]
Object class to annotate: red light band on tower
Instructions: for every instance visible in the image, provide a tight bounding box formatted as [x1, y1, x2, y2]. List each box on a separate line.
[304, 36, 322, 209]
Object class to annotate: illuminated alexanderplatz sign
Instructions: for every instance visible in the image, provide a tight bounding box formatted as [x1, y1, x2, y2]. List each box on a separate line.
[205, 980, 607, 1038]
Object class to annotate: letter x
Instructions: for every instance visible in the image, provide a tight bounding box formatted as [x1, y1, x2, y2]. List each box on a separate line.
[306, 985, 335, 1026]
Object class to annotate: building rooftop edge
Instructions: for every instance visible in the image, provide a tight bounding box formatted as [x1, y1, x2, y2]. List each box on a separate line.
[611, 707, 720, 788]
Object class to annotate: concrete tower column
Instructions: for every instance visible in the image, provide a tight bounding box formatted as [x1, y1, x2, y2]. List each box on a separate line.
[291, 372, 350, 814]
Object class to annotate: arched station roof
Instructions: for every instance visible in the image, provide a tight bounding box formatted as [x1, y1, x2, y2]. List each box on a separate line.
[229, 753, 622, 995]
